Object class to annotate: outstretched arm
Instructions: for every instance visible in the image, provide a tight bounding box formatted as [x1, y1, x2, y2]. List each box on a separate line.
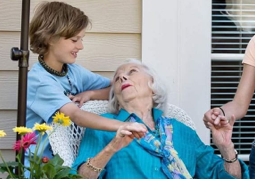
[203, 64, 255, 127]
[222, 64, 255, 119]
[60, 102, 122, 131]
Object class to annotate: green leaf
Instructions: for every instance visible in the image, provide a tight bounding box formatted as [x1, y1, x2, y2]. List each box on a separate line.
[54, 168, 71, 179]
[48, 154, 64, 166]
[40, 172, 50, 179]
[42, 163, 56, 178]
[0, 161, 18, 167]
[0, 161, 18, 176]
[68, 173, 83, 179]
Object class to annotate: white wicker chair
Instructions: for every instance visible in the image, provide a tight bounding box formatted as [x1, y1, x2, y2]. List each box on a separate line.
[48, 100, 196, 167]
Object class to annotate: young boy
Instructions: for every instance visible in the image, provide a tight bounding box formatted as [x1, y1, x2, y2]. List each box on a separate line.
[26, 1, 126, 172]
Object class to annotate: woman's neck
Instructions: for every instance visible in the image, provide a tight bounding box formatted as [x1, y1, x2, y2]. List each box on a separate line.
[121, 98, 156, 130]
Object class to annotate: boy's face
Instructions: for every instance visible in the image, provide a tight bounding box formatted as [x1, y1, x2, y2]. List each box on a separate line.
[46, 29, 86, 65]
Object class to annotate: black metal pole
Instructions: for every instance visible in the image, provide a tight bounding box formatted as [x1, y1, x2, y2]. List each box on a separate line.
[17, 0, 30, 128]
[11, 0, 30, 167]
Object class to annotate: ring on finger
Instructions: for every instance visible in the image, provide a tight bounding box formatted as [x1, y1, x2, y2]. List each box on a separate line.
[120, 134, 125, 137]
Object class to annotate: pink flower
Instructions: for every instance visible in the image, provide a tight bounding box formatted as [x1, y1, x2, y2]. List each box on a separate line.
[13, 132, 37, 151]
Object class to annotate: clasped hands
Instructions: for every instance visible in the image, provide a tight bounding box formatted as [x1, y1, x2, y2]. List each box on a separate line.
[203, 108, 235, 151]
[108, 122, 148, 153]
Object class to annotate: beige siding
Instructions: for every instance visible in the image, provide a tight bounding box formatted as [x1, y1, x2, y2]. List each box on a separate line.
[0, 5, 141, 177]
[0, 71, 18, 110]
[0, 0, 141, 33]
[0, 111, 16, 149]
[0, 71, 115, 110]
[0, 32, 141, 71]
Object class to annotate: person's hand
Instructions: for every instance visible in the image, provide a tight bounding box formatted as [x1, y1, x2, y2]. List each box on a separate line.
[69, 91, 92, 108]
[203, 108, 226, 128]
[108, 122, 147, 152]
[207, 114, 235, 150]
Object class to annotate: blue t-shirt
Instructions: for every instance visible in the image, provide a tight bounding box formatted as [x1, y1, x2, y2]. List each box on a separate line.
[72, 108, 249, 179]
[25, 62, 110, 169]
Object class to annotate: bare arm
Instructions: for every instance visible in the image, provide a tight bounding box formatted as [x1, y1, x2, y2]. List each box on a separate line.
[222, 147, 241, 179]
[60, 102, 122, 131]
[78, 123, 147, 179]
[222, 64, 255, 120]
[89, 86, 111, 100]
[78, 140, 117, 179]
[70, 86, 111, 107]
[204, 64, 255, 126]
[208, 115, 241, 178]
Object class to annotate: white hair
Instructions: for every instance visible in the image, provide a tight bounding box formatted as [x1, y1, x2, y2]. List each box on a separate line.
[108, 59, 168, 114]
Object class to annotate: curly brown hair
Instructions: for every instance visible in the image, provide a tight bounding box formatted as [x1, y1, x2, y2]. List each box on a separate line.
[30, 1, 90, 55]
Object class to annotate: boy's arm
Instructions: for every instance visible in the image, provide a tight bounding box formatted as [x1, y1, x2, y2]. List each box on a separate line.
[60, 102, 122, 131]
[88, 86, 111, 100]
[70, 86, 111, 107]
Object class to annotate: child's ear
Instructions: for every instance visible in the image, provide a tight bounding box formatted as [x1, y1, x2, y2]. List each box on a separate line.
[48, 39, 54, 46]
[48, 36, 59, 46]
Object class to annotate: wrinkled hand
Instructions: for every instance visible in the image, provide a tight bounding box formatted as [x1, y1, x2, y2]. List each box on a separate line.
[109, 122, 147, 152]
[203, 108, 226, 128]
[207, 115, 235, 150]
[69, 91, 92, 108]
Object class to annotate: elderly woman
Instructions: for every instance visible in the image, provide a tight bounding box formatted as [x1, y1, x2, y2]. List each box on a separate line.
[72, 59, 248, 179]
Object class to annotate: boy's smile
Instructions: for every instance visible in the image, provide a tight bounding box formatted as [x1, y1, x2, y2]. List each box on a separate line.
[43, 29, 86, 72]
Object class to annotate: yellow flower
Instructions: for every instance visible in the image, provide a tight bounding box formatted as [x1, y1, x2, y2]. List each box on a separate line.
[33, 123, 52, 133]
[0, 130, 6, 137]
[13, 127, 32, 135]
[52, 112, 71, 126]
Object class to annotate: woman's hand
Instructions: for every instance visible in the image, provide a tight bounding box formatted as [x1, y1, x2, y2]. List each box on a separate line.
[108, 122, 147, 152]
[203, 108, 226, 128]
[207, 114, 235, 150]
[208, 115, 242, 179]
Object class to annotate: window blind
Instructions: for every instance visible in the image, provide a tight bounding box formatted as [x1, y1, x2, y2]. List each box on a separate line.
[211, 0, 255, 162]
[212, 0, 255, 53]
[211, 57, 253, 162]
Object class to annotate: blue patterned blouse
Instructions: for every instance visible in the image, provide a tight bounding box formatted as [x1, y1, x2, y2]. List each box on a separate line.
[72, 108, 249, 179]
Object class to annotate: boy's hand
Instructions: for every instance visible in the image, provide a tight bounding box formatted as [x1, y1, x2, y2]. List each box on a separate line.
[69, 91, 92, 108]
[109, 122, 147, 152]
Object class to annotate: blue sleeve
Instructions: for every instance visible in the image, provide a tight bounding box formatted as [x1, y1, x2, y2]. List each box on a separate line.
[193, 131, 249, 178]
[172, 119, 249, 178]
[28, 75, 71, 123]
[77, 65, 111, 91]
[72, 113, 117, 176]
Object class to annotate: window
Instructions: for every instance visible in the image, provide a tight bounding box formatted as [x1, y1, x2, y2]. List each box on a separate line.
[211, 0, 255, 163]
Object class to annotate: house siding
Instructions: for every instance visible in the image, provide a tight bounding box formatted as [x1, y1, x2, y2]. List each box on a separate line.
[0, 1, 141, 177]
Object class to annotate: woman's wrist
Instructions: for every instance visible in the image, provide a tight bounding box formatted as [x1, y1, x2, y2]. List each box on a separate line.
[105, 141, 119, 154]
[221, 150, 238, 163]
[218, 143, 236, 160]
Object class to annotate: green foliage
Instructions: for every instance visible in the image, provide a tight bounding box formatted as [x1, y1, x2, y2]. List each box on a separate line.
[0, 154, 82, 179]
[0, 121, 82, 179]
[0, 155, 82, 179]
